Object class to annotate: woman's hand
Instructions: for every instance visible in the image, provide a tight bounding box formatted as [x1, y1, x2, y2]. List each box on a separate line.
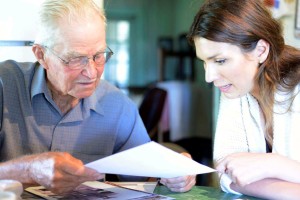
[216, 152, 276, 186]
[216, 152, 300, 187]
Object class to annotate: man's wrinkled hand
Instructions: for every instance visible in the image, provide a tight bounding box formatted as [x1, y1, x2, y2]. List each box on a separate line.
[28, 152, 103, 194]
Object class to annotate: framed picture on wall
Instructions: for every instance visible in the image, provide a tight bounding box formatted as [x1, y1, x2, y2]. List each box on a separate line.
[295, 0, 300, 37]
[263, 0, 294, 19]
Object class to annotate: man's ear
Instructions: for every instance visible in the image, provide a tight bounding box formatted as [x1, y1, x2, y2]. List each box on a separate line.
[255, 39, 270, 64]
[32, 44, 49, 69]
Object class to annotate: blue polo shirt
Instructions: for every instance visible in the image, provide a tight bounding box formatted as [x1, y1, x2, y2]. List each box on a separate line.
[0, 60, 150, 166]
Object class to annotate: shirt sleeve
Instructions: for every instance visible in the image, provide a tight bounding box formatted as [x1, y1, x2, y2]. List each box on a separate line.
[213, 94, 248, 194]
[112, 97, 151, 181]
[113, 99, 151, 154]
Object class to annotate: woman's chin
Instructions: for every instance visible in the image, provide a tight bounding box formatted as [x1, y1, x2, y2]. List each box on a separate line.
[223, 93, 242, 99]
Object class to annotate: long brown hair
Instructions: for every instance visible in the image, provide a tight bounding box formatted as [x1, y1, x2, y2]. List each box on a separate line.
[187, 0, 300, 145]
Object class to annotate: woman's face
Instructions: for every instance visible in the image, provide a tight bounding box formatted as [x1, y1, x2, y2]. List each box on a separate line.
[194, 37, 260, 99]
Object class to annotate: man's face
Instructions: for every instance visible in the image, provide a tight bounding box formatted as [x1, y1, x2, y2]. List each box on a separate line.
[43, 18, 106, 99]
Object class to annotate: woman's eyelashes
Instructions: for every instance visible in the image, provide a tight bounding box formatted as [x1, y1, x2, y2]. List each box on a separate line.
[215, 58, 226, 65]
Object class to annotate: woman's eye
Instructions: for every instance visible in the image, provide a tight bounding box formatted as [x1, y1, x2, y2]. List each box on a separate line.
[215, 59, 226, 64]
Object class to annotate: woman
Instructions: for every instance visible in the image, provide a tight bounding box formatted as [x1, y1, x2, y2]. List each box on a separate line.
[187, 0, 300, 199]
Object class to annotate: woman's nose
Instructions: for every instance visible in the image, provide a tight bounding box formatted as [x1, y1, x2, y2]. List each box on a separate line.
[205, 65, 219, 83]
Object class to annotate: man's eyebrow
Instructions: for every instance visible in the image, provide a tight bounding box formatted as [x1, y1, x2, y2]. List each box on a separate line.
[98, 47, 109, 52]
[95, 49, 106, 54]
[65, 48, 107, 58]
[65, 51, 84, 58]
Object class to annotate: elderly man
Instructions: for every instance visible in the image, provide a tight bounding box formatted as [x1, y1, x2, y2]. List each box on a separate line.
[0, 0, 195, 195]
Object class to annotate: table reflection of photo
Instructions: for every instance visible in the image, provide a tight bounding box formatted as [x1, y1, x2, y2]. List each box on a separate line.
[38, 185, 117, 200]
[133, 194, 173, 200]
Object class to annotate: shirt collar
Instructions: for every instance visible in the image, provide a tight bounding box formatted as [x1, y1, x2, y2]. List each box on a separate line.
[31, 64, 49, 100]
[83, 81, 105, 116]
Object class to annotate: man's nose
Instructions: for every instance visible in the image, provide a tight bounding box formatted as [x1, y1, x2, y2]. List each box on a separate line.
[83, 59, 98, 78]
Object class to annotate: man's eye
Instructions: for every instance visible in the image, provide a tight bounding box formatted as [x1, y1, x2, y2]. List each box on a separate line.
[215, 59, 226, 64]
[69, 57, 85, 63]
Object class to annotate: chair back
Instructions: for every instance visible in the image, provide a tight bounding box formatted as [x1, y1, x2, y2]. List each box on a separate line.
[139, 87, 167, 138]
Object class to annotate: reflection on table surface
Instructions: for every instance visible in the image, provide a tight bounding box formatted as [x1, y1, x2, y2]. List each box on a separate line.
[154, 186, 264, 200]
[22, 185, 264, 200]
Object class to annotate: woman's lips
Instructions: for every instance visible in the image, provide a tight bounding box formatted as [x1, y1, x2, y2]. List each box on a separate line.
[218, 84, 232, 92]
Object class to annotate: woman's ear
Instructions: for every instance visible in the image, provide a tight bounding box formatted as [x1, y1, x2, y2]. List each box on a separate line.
[255, 39, 270, 64]
[32, 44, 49, 69]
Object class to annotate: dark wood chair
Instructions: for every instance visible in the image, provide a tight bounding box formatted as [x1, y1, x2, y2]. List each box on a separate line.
[139, 87, 167, 140]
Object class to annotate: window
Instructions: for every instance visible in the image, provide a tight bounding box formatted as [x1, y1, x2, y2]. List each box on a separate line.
[105, 20, 130, 87]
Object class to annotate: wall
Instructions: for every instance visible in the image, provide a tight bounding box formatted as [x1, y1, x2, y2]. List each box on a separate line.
[173, 0, 213, 138]
[173, 0, 204, 40]
[104, 0, 175, 86]
[0, 0, 42, 62]
[104, 0, 213, 139]
[0, 0, 104, 62]
[280, 0, 300, 48]
[104, 0, 206, 87]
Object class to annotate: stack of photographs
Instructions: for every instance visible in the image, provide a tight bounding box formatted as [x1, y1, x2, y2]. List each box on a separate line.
[25, 181, 174, 200]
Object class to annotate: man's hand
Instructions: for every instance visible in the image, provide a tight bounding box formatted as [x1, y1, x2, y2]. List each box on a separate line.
[27, 152, 103, 194]
[0, 152, 104, 195]
[159, 152, 196, 192]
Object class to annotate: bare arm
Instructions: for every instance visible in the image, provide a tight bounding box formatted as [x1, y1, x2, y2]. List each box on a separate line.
[231, 178, 300, 200]
[217, 153, 300, 185]
[0, 152, 103, 194]
[0, 156, 34, 183]
[217, 152, 300, 199]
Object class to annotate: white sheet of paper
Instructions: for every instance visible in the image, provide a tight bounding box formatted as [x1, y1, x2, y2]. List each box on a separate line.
[85, 141, 215, 178]
[109, 182, 158, 193]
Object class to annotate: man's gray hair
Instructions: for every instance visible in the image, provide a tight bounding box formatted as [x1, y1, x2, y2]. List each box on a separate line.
[35, 0, 106, 48]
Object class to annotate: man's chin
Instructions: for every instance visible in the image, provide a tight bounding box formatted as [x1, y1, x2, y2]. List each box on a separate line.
[74, 91, 94, 99]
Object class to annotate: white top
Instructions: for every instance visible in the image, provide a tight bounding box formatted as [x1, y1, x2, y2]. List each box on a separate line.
[213, 84, 300, 194]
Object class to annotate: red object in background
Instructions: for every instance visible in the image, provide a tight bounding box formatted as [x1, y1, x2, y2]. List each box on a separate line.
[264, 0, 275, 7]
